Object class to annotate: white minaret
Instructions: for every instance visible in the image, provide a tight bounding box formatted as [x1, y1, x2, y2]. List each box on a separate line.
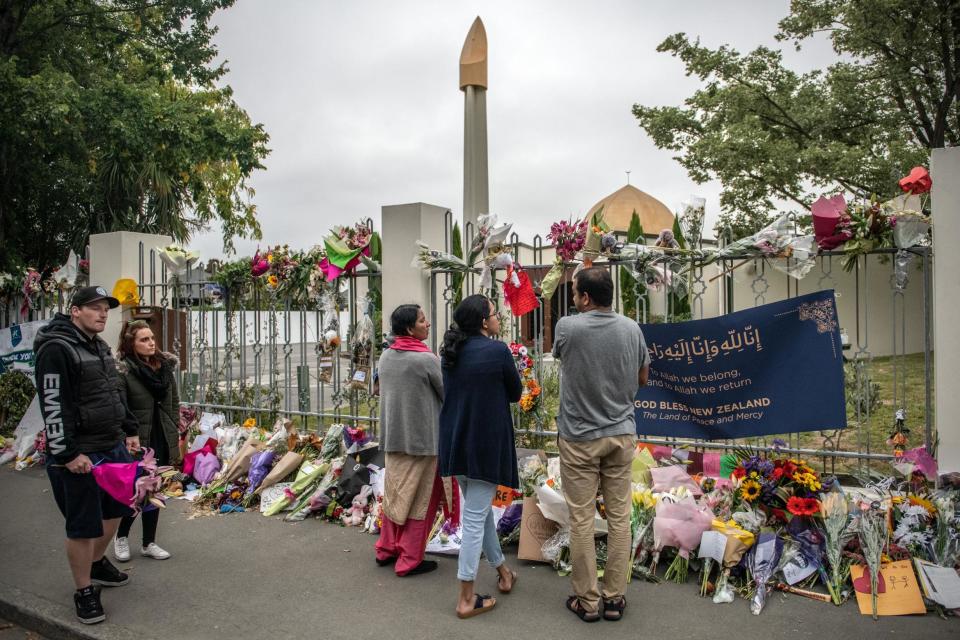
[460, 16, 488, 231]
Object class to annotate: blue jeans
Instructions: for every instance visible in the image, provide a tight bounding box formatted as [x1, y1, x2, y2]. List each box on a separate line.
[456, 476, 505, 581]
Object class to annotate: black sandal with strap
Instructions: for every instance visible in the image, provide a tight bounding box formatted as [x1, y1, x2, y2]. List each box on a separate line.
[602, 596, 626, 621]
[566, 596, 600, 623]
[457, 594, 496, 619]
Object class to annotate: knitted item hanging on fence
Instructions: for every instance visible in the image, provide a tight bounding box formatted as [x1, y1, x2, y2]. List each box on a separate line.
[503, 265, 539, 317]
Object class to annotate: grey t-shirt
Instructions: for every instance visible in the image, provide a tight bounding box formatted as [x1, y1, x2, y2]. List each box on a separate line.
[552, 310, 650, 441]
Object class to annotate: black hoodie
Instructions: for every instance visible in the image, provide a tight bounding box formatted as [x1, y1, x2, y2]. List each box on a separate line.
[33, 313, 138, 464]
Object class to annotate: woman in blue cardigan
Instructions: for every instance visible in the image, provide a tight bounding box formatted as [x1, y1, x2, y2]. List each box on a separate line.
[439, 294, 523, 619]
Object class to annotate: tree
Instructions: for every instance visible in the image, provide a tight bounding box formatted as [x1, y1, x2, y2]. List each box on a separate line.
[619, 211, 647, 320]
[450, 221, 464, 306]
[633, 0, 948, 239]
[0, 1, 270, 271]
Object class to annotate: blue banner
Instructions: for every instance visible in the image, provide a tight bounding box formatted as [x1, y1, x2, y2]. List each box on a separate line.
[635, 290, 847, 439]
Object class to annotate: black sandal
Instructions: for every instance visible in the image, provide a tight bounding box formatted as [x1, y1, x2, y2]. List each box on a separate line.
[566, 596, 600, 623]
[457, 593, 496, 619]
[602, 596, 626, 621]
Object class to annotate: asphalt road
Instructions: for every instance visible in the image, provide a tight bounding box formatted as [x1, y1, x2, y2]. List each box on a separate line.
[0, 466, 953, 640]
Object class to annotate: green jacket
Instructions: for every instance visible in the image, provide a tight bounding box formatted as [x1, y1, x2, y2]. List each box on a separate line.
[117, 353, 182, 464]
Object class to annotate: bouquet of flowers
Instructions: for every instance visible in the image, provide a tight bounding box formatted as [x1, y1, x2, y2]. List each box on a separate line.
[51, 250, 81, 291]
[746, 529, 783, 615]
[582, 207, 610, 263]
[319, 221, 377, 281]
[697, 213, 816, 279]
[818, 484, 853, 605]
[857, 504, 887, 620]
[547, 219, 588, 263]
[653, 496, 714, 583]
[630, 485, 659, 581]
[509, 342, 541, 413]
[540, 218, 587, 299]
[891, 493, 936, 556]
[518, 454, 548, 497]
[157, 244, 199, 278]
[731, 455, 823, 522]
[250, 245, 298, 295]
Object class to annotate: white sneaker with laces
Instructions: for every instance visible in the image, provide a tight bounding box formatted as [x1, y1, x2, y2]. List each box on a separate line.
[141, 543, 171, 560]
[113, 536, 130, 562]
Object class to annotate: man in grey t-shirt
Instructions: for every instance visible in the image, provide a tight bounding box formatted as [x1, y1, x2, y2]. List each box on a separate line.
[552, 267, 649, 622]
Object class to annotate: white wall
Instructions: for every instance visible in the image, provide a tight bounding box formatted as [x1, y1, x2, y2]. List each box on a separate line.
[932, 147, 959, 473]
[89, 231, 172, 351]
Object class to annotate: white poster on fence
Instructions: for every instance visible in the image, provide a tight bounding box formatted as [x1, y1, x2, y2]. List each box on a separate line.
[0, 320, 48, 376]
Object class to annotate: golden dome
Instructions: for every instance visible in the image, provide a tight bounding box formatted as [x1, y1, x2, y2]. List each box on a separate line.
[584, 184, 675, 234]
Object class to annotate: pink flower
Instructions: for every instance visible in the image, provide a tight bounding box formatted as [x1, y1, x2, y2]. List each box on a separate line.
[250, 250, 270, 277]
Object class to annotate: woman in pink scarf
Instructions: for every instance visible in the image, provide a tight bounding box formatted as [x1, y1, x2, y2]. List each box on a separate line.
[374, 304, 448, 576]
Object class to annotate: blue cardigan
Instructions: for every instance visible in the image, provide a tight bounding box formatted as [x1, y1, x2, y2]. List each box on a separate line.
[438, 336, 523, 488]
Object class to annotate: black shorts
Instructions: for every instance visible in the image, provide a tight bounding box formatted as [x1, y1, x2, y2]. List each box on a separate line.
[46, 441, 135, 539]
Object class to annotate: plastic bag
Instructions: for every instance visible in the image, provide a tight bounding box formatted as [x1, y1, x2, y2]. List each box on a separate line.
[192, 452, 221, 486]
[541, 528, 571, 564]
[534, 484, 570, 529]
[12, 396, 43, 469]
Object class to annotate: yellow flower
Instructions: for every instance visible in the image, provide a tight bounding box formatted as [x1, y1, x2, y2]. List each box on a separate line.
[633, 489, 657, 510]
[740, 479, 762, 502]
[908, 495, 936, 516]
[267, 274, 279, 287]
[242, 418, 256, 429]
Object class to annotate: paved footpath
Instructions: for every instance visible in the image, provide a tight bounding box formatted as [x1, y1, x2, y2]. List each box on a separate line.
[0, 466, 954, 640]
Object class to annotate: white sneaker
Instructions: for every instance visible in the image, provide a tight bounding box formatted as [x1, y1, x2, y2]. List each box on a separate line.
[113, 537, 130, 562]
[141, 543, 170, 560]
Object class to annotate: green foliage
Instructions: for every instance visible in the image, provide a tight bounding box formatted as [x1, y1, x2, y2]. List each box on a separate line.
[620, 212, 648, 320]
[633, 0, 945, 240]
[450, 221, 464, 307]
[204, 380, 281, 426]
[0, 371, 36, 436]
[0, 1, 270, 271]
[844, 361, 882, 416]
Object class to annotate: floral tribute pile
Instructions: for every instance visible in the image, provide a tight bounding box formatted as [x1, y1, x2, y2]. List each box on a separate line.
[508, 342, 541, 413]
[508, 440, 960, 619]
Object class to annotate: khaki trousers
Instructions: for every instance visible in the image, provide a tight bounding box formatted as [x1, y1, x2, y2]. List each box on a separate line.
[558, 434, 635, 612]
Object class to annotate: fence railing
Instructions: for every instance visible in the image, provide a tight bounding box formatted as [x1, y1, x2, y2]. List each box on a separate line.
[133, 243, 382, 433]
[428, 217, 933, 476]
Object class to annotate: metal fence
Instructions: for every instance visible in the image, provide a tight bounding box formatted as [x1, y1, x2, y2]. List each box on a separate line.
[1, 226, 934, 476]
[428, 215, 934, 475]
[130, 243, 382, 433]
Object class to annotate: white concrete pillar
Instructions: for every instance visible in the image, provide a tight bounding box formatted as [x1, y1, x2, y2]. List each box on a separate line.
[380, 203, 449, 345]
[89, 231, 172, 351]
[932, 148, 960, 473]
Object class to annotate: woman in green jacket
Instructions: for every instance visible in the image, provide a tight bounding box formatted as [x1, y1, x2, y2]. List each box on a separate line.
[113, 320, 181, 562]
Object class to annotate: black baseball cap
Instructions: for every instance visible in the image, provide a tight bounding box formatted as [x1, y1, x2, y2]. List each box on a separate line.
[70, 286, 120, 309]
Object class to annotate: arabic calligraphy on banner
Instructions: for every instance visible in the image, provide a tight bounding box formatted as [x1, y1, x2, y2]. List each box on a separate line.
[635, 290, 847, 440]
[647, 326, 763, 365]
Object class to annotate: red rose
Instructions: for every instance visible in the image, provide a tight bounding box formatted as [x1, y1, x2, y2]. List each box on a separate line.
[899, 166, 932, 195]
[732, 467, 746, 479]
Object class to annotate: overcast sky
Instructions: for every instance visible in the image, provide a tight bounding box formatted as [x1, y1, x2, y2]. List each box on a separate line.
[192, 0, 837, 260]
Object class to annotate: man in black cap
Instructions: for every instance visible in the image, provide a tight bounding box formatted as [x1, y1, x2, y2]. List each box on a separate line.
[34, 286, 142, 624]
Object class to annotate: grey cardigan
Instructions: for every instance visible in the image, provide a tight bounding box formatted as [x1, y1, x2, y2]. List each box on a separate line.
[378, 348, 443, 456]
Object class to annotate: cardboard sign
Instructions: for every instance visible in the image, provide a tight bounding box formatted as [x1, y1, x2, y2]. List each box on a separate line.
[492, 485, 516, 508]
[849, 561, 926, 616]
[517, 496, 559, 563]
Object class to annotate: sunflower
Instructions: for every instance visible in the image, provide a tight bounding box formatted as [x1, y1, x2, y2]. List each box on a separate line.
[907, 494, 936, 516]
[740, 479, 762, 502]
